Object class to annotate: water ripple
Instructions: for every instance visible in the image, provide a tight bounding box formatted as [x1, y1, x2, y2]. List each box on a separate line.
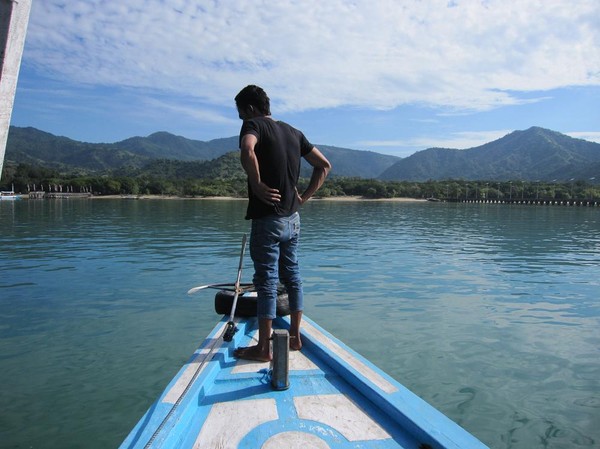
[1, 200, 599, 449]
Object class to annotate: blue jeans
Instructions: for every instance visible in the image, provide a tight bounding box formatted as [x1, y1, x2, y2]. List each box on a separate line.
[250, 212, 303, 319]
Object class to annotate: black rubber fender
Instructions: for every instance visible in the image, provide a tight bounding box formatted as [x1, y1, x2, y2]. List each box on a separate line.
[215, 289, 290, 317]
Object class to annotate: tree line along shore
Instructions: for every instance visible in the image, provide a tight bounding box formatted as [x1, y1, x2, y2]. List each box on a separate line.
[1, 163, 598, 201]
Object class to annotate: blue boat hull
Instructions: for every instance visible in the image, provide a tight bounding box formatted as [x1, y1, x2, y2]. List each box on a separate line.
[119, 315, 488, 449]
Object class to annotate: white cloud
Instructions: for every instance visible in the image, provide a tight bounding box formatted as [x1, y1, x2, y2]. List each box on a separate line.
[141, 97, 236, 126]
[24, 0, 600, 114]
[360, 129, 513, 151]
[567, 132, 600, 144]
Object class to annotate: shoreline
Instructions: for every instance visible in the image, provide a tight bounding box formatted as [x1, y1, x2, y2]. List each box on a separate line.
[91, 194, 427, 202]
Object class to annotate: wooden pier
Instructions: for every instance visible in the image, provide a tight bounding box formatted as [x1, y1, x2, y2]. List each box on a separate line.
[28, 192, 92, 199]
[448, 198, 599, 207]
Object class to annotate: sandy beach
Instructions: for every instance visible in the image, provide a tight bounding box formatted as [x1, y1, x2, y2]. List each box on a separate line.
[91, 194, 426, 202]
[313, 196, 426, 202]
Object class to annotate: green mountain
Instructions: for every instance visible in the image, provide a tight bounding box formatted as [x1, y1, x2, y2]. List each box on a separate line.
[5, 127, 150, 173]
[313, 145, 399, 178]
[117, 152, 245, 179]
[6, 126, 599, 182]
[114, 132, 238, 161]
[5, 126, 399, 178]
[379, 127, 600, 182]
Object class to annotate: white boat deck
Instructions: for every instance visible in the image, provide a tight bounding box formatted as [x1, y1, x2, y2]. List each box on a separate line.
[0, 192, 19, 200]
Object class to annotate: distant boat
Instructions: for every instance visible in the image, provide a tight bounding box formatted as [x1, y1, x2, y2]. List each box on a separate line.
[0, 185, 20, 200]
[119, 288, 489, 449]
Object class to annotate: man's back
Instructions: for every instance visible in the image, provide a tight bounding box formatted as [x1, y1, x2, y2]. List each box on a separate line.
[240, 117, 313, 219]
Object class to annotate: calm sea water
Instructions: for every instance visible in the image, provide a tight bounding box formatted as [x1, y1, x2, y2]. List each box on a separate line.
[0, 199, 599, 449]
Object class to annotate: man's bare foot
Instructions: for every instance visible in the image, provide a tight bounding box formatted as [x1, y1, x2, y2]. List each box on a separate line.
[289, 311, 303, 351]
[290, 335, 302, 351]
[233, 345, 272, 362]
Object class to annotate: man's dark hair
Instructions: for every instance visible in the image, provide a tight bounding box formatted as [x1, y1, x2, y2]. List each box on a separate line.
[235, 85, 271, 115]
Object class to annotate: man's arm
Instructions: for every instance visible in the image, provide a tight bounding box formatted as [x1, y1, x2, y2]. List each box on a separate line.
[299, 147, 332, 204]
[240, 133, 281, 204]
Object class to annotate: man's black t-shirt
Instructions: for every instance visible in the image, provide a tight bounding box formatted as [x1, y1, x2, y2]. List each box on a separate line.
[239, 117, 313, 219]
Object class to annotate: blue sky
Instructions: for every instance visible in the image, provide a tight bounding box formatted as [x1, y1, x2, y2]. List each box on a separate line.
[10, 0, 600, 158]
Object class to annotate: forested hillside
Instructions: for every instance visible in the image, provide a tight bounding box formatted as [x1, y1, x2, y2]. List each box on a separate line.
[380, 127, 600, 182]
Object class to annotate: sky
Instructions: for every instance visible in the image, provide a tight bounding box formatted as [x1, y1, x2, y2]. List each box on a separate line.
[10, 0, 600, 158]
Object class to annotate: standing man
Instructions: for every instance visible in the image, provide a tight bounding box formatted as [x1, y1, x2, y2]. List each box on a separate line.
[234, 85, 331, 362]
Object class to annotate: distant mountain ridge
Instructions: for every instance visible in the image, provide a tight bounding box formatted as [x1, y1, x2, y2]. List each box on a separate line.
[4, 126, 600, 182]
[115, 132, 240, 161]
[4, 126, 399, 178]
[379, 127, 600, 182]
